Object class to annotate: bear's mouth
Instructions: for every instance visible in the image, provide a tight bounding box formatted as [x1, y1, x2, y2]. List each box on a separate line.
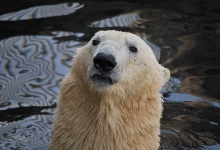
[90, 74, 113, 87]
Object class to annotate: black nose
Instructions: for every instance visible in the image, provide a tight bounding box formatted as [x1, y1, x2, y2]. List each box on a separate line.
[93, 53, 117, 72]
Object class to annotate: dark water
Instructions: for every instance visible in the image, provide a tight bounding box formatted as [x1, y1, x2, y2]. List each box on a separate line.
[0, 0, 220, 149]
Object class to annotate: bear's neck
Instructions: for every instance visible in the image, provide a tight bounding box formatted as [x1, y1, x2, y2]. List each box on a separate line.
[52, 74, 162, 150]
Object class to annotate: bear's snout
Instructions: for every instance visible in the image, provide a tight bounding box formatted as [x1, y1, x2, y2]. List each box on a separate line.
[93, 53, 117, 72]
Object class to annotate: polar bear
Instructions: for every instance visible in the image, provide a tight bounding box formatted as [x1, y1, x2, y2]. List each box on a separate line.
[49, 30, 170, 150]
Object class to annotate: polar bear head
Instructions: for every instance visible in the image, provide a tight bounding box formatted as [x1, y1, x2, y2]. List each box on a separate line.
[72, 30, 169, 94]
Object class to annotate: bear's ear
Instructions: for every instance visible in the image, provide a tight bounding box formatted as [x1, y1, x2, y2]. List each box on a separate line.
[161, 66, 170, 86]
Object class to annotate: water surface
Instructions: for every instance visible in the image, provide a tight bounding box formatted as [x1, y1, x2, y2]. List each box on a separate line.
[0, 0, 220, 149]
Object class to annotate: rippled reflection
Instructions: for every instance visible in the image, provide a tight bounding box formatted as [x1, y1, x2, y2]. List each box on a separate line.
[89, 11, 145, 28]
[0, 33, 83, 148]
[0, 2, 83, 21]
[0, 0, 220, 149]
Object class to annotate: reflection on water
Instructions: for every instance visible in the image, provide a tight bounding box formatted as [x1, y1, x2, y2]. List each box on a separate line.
[0, 34, 81, 149]
[89, 11, 144, 28]
[0, 2, 83, 21]
[0, 0, 220, 149]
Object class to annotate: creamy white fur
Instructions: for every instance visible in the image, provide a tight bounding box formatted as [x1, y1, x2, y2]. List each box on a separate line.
[49, 30, 170, 150]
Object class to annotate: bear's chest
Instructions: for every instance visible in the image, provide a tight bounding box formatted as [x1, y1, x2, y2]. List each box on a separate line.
[53, 102, 160, 150]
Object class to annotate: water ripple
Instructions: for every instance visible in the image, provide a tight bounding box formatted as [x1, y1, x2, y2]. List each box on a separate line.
[89, 11, 145, 28]
[0, 34, 81, 148]
[0, 2, 84, 21]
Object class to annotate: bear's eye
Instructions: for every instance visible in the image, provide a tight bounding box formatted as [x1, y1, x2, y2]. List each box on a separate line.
[129, 46, 138, 53]
[92, 40, 99, 46]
